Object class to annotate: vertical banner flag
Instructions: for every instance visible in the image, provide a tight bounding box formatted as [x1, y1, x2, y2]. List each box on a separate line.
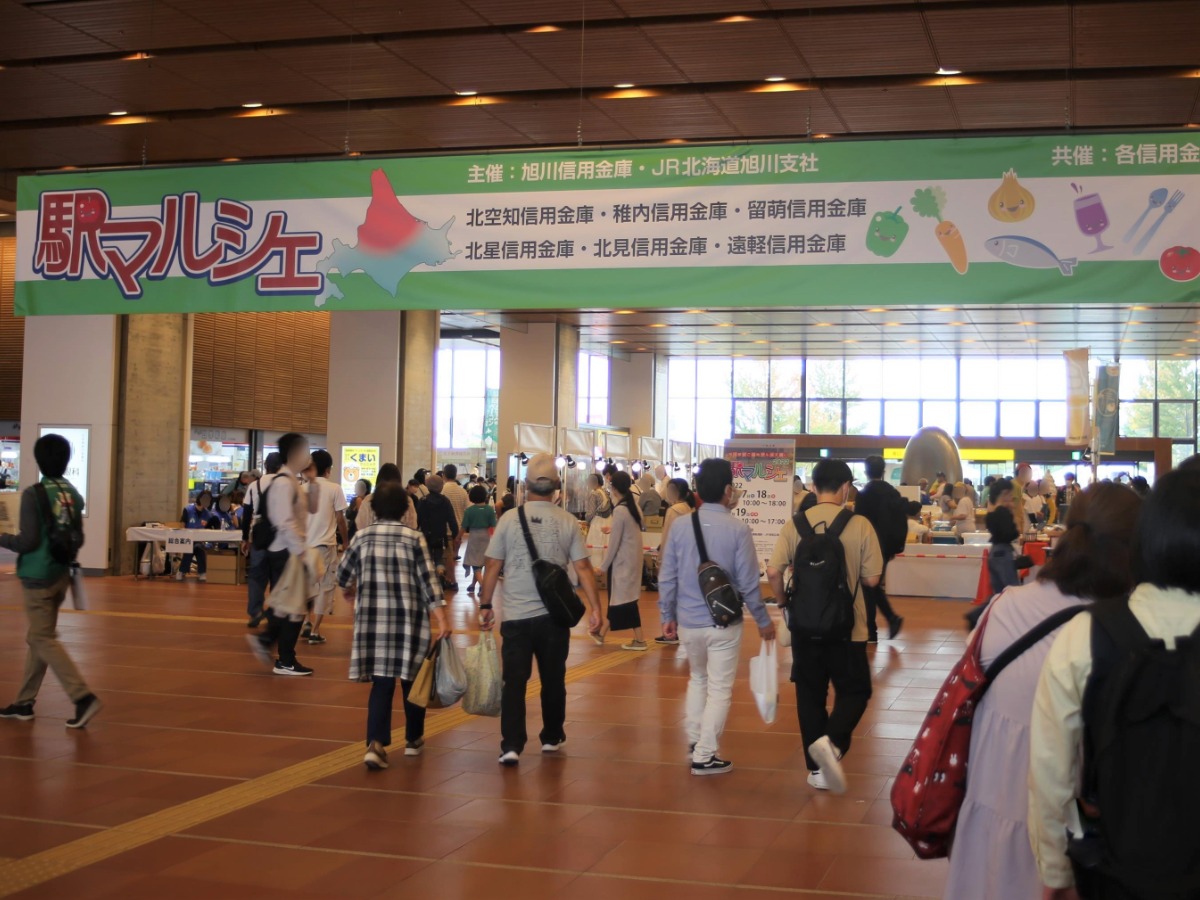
[1095, 365, 1121, 455]
[724, 438, 796, 576]
[1064, 348, 1091, 446]
[340, 445, 380, 500]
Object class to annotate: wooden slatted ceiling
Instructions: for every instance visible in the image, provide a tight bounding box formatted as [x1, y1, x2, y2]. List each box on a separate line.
[191, 311, 330, 434]
[0, 237, 22, 422]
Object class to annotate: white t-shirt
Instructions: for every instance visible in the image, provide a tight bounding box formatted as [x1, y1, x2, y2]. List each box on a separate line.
[1025, 494, 1045, 517]
[907, 519, 930, 541]
[955, 498, 976, 534]
[306, 477, 347, 548]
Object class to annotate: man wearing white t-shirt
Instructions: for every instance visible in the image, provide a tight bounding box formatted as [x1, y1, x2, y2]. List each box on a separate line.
[302, 449, 348, 645]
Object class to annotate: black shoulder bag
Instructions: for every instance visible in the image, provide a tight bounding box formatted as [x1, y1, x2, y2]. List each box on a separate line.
[517, 505, 585, 628]
[691, 511, 745, 628]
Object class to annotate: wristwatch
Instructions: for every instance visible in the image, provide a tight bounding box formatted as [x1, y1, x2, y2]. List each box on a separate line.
[479, 603, 493, 610]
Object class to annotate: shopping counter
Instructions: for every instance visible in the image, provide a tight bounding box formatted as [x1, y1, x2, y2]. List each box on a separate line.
[888, 543, 987, 600]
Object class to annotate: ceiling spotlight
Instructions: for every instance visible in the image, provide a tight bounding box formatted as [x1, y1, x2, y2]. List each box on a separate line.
[241, 101, 263, 108]
[613, 82, 635, 89]
[565, 455, 577, 469]
[764, 75, 787, 82]
[935, 67, 962, 76]
[555, 455, 567, 469]
[517, 452, 529, 464]
[109, 110, 128, 116]
[454, 90, 478, 97]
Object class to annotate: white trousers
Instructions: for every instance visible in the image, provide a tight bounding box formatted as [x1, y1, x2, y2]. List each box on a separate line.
[679, 622, 743, 763]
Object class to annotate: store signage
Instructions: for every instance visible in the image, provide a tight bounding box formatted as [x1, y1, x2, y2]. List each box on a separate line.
[724, 438, 795, 577]
[340, 445, 380, 499]
[884, 447, 1014, 462]
[38, 425, 89, 514]
[14, 133, 1200, 315]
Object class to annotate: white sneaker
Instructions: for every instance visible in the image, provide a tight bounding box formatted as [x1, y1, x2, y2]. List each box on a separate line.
[198, 574, 207, 583]
[541, 739, 566, 753]
[808, 736, 847, 794]
[807, 770, 831, 791]
[498, 750, 520, 766]
[174, 572, 184, 582]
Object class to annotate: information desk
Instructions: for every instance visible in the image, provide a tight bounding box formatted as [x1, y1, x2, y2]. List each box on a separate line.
[126, 526, 243, 581]
[888, 544, 987, 600]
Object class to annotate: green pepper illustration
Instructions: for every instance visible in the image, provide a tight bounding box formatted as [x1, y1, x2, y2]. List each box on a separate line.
[866, 206, 909, 258]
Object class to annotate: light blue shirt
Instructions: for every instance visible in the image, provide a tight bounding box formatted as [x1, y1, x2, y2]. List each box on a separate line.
[658, 503, 769, 630]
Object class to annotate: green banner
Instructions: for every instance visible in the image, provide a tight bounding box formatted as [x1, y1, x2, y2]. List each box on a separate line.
[15, 132, 1200, 315]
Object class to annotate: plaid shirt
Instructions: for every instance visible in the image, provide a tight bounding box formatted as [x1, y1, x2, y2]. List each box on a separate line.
[336, 521, 445, 682]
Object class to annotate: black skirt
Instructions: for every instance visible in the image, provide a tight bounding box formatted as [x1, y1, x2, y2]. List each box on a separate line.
[607, 599, 642, 631]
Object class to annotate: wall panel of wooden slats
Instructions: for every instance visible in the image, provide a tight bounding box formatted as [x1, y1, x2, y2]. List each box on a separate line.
[0, 237, 23, 423]
[191, 310, 330, 434]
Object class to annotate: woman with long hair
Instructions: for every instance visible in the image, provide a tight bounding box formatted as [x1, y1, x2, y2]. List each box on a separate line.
[595, 471, 648, 651]
[584, 472, 612, 526]
[942, 483, 1142, 900]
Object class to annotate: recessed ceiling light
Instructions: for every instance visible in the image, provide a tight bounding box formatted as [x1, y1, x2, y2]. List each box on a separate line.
[867, 307, 887, 313]
[753, 339, 769, 345]
[905, 339, 920, 344]
[685, 309, 704, 314]
[1018, 320, 1035, 326]
[716, 322, 733, 327]
[961, 338, 976, 343]
[648, 323, 667, 328]
[764, 75, 787, 82]
[1131, 305, 1148, 311]
[937, 307, 955, 312]
[122, 52, 153, 61]
[842, 339, 858, 344]
[949, 321, 966, 326]
[1174, 352, 1188, 357]
[109, 110, 128, 116]
[813, 133, 831, 139]
[220, 157, 241, 162]
[718, 15, 754, 23]
[1026, 339, 1039, 344]
[935, 67, 962, 76]
[1120, 338, 1134, 343]
[664, 138, 687, 144]
[695, 340, 710, 345]
[1129, 320, 1143, 325]
[731, 353, 746, 358]
[815, 322, 833, 327]
[614, 82, 635, 89]
[454, 90, 477, 97]
[614, 309, 636, 315]
[241, 101, 263, 108]
[526, 24, 561, 32]
[611, 340, 626, 345]
[884, 322, 901, 327]
[1186, 339, 1198, 343]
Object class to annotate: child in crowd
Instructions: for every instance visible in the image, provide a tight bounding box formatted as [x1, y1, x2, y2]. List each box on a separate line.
[985, 503, 1022, 596]
[906, 500, 930, 543]
[460, 484, 497, 594]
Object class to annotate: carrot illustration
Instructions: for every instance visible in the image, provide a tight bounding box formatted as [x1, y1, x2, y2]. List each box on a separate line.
[911, 186, 968, 275]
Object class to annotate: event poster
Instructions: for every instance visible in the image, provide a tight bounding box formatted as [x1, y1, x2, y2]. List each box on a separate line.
[1095, 366, 1121, 456]
[339, 445, 379, 500]
[13, 133, 1200, 315]
[1064, 348, 1091, 447]
[724, 438, 796, 576]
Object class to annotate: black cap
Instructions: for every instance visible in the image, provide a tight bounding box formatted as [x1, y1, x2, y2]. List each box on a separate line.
[812, 458, 854, 489]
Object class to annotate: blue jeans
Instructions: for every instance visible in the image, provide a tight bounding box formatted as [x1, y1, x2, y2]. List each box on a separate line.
[180, 546, 207, 576]
[366, 677, 425, 747]
[247, 546, 269, 618]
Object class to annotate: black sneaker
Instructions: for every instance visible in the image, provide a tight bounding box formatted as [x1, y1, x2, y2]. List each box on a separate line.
[654, 635, 679, 645]
[0, 703, 34, 721]
[466, 585, 476, 594]
[66, 694, 103, 729]
[307, 633, 327, 645]
[273, 660, 314, 676]
[404, 737, 425, 757]
[887, 616, 905, 640]
[246, 614, 264, 628]
[691, 756, 733, 776]
[301, 623, 313, 639]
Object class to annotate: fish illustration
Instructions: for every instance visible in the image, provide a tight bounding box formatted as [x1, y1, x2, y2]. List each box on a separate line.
[985, 235, 1077, 276]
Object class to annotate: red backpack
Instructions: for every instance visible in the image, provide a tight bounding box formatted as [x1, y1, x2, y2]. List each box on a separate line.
[891, 602, 1085, 859]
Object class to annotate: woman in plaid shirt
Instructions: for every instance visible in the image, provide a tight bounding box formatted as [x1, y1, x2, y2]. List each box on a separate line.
[337, 482, 449, 771]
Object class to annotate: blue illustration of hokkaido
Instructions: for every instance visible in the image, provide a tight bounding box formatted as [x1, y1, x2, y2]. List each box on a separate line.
[314, 217, 458, 306]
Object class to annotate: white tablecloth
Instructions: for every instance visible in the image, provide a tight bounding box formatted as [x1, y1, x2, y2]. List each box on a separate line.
[126, 526, 240, 550]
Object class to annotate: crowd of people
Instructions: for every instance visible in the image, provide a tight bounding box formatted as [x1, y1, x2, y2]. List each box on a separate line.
[3, 432, 1197, 899]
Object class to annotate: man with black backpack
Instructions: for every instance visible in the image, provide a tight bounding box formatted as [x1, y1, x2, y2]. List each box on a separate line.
[1029, 469, 1200, 900]
[852, 455, 906, 642]
[0, 434, 101, 729]
[767, 459, 883, 794]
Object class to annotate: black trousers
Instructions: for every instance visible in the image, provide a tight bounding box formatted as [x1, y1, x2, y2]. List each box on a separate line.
[366, 676, 425, 747]
[500, 614, 570, 754]
[260, 551, 302, 665]
[863, 557, 898, 638]
[792, 639, 873, 771]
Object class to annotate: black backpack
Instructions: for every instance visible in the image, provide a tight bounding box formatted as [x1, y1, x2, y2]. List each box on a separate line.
[862, 481, 909, 559]
[786, 508, 856, 641]
[1068, 602, 1200, 899]
[250, 476, 289, 551]
[34, 481, 84, 566]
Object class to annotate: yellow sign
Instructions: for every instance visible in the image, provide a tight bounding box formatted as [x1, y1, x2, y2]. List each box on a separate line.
[885, 447, 1015, 462]
[340, 445, 381, 498]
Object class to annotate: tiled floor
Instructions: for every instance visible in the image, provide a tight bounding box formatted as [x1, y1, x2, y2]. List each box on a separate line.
[0, 556, 967, 899]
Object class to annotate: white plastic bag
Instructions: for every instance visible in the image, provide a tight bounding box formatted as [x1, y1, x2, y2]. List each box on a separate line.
[463, 632, 502, 717]
[749, 640, 778, 725]
[431, 636, 468, 709]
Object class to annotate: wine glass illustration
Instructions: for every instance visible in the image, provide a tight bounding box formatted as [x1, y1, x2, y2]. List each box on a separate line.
[1074, 192, 1113, 254]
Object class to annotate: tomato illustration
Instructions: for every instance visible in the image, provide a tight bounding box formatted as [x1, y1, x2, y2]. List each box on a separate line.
[1160, 246, 1200, 282]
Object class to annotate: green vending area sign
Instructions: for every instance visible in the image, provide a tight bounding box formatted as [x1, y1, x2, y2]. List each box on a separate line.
[14, 133, 1200, 315]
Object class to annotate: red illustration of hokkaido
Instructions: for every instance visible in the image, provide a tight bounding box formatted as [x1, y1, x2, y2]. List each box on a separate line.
[356, 168, 423, 253]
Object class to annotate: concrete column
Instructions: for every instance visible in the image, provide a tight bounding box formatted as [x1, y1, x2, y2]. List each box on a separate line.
[111, 315, 192, 575]
[609, 353, 657, 441]
[326, 309, 438, 481]
[497, 323, 579, 467]
[19, 315, 120, 573]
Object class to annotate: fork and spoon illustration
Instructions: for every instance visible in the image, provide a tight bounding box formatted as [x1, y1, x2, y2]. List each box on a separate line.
[1124, 187, 1185, 254]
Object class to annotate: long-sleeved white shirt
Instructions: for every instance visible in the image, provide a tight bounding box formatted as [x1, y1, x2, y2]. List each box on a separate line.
[1028, 583, 1200, 888]
[261, 468, 307, 556]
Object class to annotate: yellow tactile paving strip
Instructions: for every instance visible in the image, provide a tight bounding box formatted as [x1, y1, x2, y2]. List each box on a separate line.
[0, 640, 660, 897]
